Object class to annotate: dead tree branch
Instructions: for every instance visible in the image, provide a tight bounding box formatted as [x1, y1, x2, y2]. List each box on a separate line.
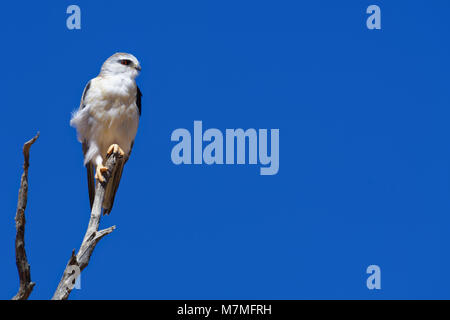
[12, 132, 39, 300]
[52, 150, 123, 300]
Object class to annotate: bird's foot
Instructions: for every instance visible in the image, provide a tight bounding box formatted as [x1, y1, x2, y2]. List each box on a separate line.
[95, 164, 108, 183]
[107, 144, 125, 157]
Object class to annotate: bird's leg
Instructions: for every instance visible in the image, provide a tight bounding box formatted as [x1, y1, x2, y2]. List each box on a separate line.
[96, 144, 124, 182]
[95, 164, 108, 183]
[107, 144, 125, 157]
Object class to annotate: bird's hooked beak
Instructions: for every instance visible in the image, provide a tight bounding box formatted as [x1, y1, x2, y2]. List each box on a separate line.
[135, 65, 141, 72]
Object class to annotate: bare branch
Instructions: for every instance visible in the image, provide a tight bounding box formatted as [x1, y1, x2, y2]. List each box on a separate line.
[12, 132, 40, 300]
[52, 150, 123, 300]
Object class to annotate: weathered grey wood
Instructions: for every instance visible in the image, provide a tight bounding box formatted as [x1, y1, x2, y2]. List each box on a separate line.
[12, 132, 39, 300]
[52, 150, 123, 300]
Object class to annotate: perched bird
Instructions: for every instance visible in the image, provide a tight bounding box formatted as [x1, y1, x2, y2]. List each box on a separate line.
[70, 52, 142, 215]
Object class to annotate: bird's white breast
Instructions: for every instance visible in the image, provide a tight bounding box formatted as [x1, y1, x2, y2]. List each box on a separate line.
[71, 75, 140, 164]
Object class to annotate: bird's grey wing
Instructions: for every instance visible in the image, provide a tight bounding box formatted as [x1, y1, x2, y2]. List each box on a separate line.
[80, 81, 95, 209]
[102, 86, 141, 215]
[82, 141, 95, 210]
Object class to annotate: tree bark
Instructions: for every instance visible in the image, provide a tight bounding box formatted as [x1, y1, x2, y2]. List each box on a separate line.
[12, 133, 39, 300]
[52, 151, 122, 300]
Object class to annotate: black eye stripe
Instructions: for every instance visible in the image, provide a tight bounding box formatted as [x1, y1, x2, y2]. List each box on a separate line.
[119, 59, 132, 66]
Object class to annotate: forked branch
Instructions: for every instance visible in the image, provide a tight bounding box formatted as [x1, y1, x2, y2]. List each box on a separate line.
[52, 150, 123, 300]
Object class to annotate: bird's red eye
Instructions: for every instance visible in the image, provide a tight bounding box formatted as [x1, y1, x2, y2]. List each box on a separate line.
[120, 59, 131, 66]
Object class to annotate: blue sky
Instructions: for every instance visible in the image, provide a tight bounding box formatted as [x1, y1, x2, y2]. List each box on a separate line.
[1, 0, 450, 299]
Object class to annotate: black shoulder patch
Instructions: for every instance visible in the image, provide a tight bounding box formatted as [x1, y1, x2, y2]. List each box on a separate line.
[136, 86, 142, 116]
[81, 81, 91, 109]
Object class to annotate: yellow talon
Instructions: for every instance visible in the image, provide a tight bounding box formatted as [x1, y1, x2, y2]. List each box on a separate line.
[95, 165, 108, 182]
[107, 144, 125, 157]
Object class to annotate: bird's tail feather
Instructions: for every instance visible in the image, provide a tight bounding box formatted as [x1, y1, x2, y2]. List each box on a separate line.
[102, 158, 125, 215]
[86, 163, 96, 210]
[83, 140, 96, 211]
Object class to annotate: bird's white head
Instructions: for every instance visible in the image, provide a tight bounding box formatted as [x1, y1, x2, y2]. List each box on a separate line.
[100, 52, 141, 79]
